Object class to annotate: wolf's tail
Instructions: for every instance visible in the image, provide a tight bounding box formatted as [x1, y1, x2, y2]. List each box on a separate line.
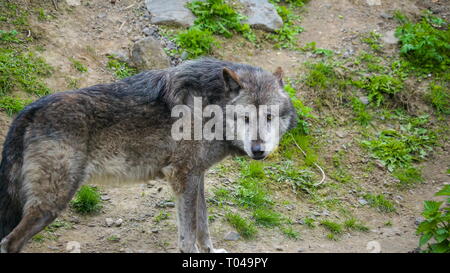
[0, 106, 36, 241]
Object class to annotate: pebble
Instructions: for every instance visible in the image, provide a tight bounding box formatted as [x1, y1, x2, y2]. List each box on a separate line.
[224, 231, 241, 241]
[115, 218, 123, 227]
[105, 218, 114, 227]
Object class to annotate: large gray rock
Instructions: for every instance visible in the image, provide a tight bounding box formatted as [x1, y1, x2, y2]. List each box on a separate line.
[145, 0, 195, 27]
[131, 37, 170, 71]
[240, 0, 283, 32]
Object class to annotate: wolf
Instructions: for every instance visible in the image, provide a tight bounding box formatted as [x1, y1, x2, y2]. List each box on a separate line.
[0, 58, 297, 253]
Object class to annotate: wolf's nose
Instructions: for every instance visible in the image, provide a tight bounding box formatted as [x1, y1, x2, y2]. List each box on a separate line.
[251, 144, 265, 159]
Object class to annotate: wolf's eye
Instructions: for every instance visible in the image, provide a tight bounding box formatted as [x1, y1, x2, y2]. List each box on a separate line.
[267, 114, 272, 121]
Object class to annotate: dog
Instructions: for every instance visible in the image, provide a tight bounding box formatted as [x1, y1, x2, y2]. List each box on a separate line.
[0, 58, 297, 253]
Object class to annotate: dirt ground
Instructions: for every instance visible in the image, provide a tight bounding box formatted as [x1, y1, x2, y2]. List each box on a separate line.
[0, 0, 448, 253]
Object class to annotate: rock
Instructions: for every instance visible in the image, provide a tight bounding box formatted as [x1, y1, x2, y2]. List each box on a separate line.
[415, 217, 425, 226]
[115, 218, 123, 227]
[101, 195, 111, 201]
[131, 37, 170, 70]
[151, 229, 159, 233]
[105, 218, 114, 227]
[156, 200, 176, 208]
[66, 0, 81, 6]
[359, 96, 369, 105]
[145, 0, 195, 27]
[240, 0, 283, 32]
[108, 51, 130, 63]
[358, 198, 368, 205]
[224, 231, 240, 241]
[180, 51, 189, 60]
[276, 247, 283, 251]
[380, 12, 393, 19]
[382, 30, 399, 44]
[143, 27, 156, 37]
[366, 0, 381, 6]
[297, 248, 305, 253]
[336, 130, 347, 138]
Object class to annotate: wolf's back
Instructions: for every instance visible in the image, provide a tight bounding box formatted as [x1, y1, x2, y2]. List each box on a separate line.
[0, 104, 41, 240]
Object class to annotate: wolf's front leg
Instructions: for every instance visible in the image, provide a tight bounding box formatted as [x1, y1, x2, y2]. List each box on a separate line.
[196, 175, 227, 253]
[175, 173, 201, 253]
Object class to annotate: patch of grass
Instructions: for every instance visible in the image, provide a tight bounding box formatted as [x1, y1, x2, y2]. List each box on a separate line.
[281, 226, 300, 239]
[361, 31, 383, 51]
[326, 233, 338, 241]
[268, 161, 317, 193]
[304, 62, 336, 90]
[362, 115, 436, 171]
[176, 27, 218, 59]
[0, 29, 21, 43]
[0, 96, 31, 115]
[351, 97, 372, 126]
[187, 0, 255, 42]
[70, 185, 102, 214]
[343, 217, 369, 232]
[0, 48, 52, 96]
[426, 83, 450, 115]
[357, 74, 404, 107]
[363, 193, 396, 213]
[225, 212, 257, 239]
[283, 82, 314, 135]
[303, 217, 316, 228]
[107, 235, 120, 242]
[253, 208, 282, 227]
[395, 11, 450, 73]
[320, 220, 343, 234]
[268, 4, 303, 49]
[235, 176, 272, 208]
[70, 57, 87, 73]
[154, 211, 170, 223]
[106, 56, 137, 80]
[393, 166, 424, 188]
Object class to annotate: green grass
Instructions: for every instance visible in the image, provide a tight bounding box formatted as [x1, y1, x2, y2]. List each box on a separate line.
[351, 97, 372, 126]
[362, 115, 436, 171]
[225, 212, 257, 239]
[0, 96, 31, 115]
[393, 166, 424, 188]
[106, 56, 137, 80]
[253, 208, 282, 227]
[280, 226, 300, 239]
[70, 57, 87, 73]
[343, 217, 369, 232]
[267, 4, 303, 49]
[320, 220, 343, 234]
[361, 31, 383, 51]
[0, 48, 52, 96]
[426, 83, 450, 115]
[363, 193, 396, 213]
[358, 74, 404, 107]
[70, 185, 102, 214]
[176, 27, 218, 59]
[187, 0, 255, 42]
[395, 11, 450, 73]
[154, 211, 170, 223]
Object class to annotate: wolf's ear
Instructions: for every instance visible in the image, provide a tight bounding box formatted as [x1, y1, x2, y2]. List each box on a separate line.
[223, 67, 242, 98]
[274, 67, 284, 86]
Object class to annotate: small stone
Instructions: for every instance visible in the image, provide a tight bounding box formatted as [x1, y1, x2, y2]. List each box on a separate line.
[358, 198, 368, 205]
[66, 0, 81, 6]
[105, 218, 114, 227]
[224, 231, 240, 241]
[101, 195, 111, 201]
[297, 248, 305, 253]
[366, 0, 381, 6]
[151, 229, 159, 233]
[145, 0, 195, 27]
[336, 130, 347, 138]
[380, 13, 393, 19]
[156, 201, 176, 208]
[240, 0, 283, 32]
[115, 218, 123, 227]
[382, 30, 399, 44]
[359, 96, 369, 105]
[131, 37, 170, 70]
[180, 51, 189, 60]
[276, 247, 283, 251]
[415, 217, 425, 226]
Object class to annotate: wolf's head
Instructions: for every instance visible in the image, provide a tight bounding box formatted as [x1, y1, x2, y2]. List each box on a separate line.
[222, 66, 297, 160]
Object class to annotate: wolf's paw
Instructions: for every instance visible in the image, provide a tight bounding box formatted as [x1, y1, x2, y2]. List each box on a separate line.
[213, 248, 228, 253]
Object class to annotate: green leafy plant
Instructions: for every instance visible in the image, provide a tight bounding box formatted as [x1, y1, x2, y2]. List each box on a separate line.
[283, 82, 314, 134]
[359, 74, 404, 106]
[187, 0, 255, 42]
[70, 185, 102, 214]
[363, 193, 396, 213]
[393, 166, 424, 188]
[416, 185, 450, 253]
[176, 27, 217, 59]
[106, 56, 137, 80]
[70, 57, 87, 73]
[361, 31, 383, 51]
[253, 208, 282, 227]
[395, 11, 450, 72]
[351, 97, 372, 126]
[268, 4, 303, 49]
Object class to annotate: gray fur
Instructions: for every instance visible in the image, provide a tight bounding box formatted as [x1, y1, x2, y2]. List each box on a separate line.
[0, 58, 297, 253]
